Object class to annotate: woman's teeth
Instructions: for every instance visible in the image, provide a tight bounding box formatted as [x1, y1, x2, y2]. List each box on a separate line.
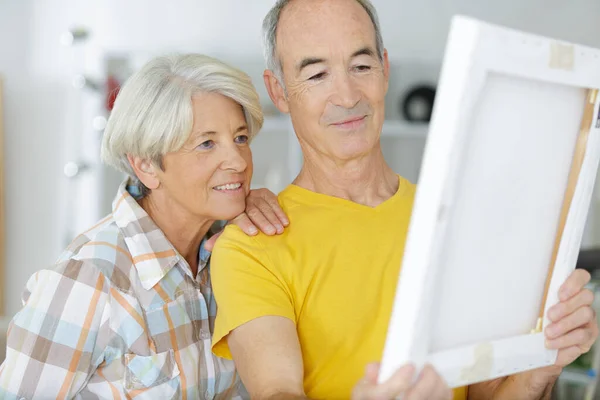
[214, 183, 242, 190]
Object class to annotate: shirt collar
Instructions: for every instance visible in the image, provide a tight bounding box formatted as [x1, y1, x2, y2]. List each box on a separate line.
[112, 179, 183, 290]
[199, 237, 211, 265]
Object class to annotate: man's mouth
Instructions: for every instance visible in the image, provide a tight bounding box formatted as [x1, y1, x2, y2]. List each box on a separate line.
[332, 116, 367, 128]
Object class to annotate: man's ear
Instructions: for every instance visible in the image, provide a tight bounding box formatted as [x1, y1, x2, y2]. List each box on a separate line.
[263, 69, 290, 114]
[127, 154, 160, 190]
[383, 48, 390, 95]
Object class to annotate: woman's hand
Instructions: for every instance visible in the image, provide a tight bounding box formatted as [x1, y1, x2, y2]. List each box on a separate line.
[204, 188, 289, 251]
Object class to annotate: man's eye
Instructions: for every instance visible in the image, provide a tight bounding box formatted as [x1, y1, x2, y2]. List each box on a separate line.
[355, 65, 371, 72]
[309, 72, 327, 81]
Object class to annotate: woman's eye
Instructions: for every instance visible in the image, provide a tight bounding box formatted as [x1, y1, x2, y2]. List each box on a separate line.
[235, 135, 249, 144]
[198, 140, 215, 149]
[309, 72, 327, 81]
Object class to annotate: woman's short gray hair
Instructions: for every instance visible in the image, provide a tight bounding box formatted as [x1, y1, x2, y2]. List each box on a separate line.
[101, 53, 263, 191]
[262, 0, 384, 83]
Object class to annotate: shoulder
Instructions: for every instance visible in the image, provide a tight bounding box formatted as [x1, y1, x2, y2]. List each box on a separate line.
[50, 214, 135, 294]
[398, 175, 417, 197]
[213, 224, 269, 256]
[58, 214, 120, 260]
[277, 185, 307, 211]
[211, 223, 295, 283]
[21, 256, 112, 312]
[392, 175, 417, 212]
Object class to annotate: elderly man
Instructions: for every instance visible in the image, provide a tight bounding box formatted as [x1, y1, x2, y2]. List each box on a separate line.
[211, 0, 599, 399]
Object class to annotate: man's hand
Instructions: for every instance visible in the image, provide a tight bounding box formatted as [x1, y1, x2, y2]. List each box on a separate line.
[205, 188, 289, 251]
[352, 363, 452, 400]
[470, 269, 599, 399]
[545, 268, 598, 366]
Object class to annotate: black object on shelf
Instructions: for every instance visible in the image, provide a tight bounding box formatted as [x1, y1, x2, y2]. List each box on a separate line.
[576, 248, 600, 274]
[401, 85, 436, 123]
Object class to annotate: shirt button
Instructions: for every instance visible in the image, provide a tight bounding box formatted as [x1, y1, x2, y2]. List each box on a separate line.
[200, 329, 211, 340]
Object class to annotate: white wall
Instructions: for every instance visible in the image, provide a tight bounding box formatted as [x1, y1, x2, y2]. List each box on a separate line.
[1, 0, 599, 317]
[378, 0, 600, 62]
[0, 1, 76, 316]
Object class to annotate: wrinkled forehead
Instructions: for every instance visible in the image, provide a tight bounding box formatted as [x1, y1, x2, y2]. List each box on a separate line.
[276, 0, 378, 71]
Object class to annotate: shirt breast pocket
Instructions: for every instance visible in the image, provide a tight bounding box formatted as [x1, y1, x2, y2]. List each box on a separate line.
[144, 289, 210, 352]
[124, 349, 180, 398]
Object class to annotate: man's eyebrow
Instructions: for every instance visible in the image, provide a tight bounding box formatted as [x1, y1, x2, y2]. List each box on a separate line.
[297, 57, 326, 73]
[295, 47, 377, 74]
[351, 47, 377, 59]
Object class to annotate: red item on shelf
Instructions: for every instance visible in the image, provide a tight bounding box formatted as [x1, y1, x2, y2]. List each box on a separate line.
[106, 75, 120, 111]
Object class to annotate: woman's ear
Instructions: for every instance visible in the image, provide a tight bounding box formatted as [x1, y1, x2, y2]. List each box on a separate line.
[127, 154, 160, 190]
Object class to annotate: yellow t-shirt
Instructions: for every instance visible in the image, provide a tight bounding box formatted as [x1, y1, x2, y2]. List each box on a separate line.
[212, 176, 466, 400]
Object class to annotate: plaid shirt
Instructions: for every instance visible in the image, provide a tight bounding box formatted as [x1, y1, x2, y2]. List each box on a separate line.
[0, 180, 246, 399]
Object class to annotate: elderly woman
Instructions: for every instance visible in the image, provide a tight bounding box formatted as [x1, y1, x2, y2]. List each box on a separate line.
[0, 54, 288, 399]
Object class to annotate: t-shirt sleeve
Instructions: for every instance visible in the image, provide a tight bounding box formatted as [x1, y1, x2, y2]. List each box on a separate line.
[211, 226, 295, 359]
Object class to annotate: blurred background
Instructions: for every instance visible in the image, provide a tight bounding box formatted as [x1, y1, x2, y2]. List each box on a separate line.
[1, 0, 600, 398]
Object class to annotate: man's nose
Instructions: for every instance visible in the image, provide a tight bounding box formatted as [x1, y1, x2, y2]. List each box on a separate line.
[331, 73, 361, 109]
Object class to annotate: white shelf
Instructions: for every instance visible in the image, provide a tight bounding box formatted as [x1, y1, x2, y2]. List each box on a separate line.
[261, 115, 292, 132]
[559, 368, 597, 385]
[261, 116, 429, 138]
[382, 121, 429, 138]
[259, 116, 429, 181]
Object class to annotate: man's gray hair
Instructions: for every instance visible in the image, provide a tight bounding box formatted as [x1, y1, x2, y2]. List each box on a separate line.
[262, 0, 384, 82]
[101, 53, 263, 195]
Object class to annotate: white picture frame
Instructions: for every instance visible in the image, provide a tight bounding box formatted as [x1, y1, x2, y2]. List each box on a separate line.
[379, 15, 600, 389]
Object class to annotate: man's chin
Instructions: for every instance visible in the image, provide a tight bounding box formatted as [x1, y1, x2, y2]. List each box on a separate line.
[332, 144, 375, 161]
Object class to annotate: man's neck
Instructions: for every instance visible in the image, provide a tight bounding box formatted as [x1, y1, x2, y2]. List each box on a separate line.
[293, 146, 399, 207]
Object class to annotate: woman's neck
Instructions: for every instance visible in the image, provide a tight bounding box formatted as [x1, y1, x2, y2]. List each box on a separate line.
[140, 193, 214, 278]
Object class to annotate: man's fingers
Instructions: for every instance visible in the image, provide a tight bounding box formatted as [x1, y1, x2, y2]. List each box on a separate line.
[352, 365, 379, 400]
[428, 367, 452, 400]
[545, 306, 596, 339]
[548, 288, 594, 322]
[364, 363, 380, 384]
[433, 381, 454, 400]
[555, 345, 585, 367]
[559, 269, 591, 301]
[405, 365, 436, 400]
[546, 326, 595, 350]
[370, 364, 415, 398]
[405, 365, 451, 400]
